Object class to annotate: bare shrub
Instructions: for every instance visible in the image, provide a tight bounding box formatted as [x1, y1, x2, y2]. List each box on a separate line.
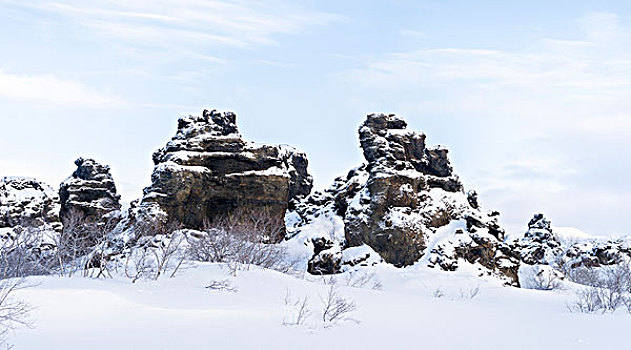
[567, 263, 631, 313]
[433, 287, 445, 298]
[124, 245, 154, 283]
[206, 279, 237, 293]
[530, 268, 563, 291]
[601, 264, 631, 292]
[461, 286, 481, 299]
[54, 209, 115, 277]
[283, 290, 311, 326]
[564, 266, 602, 287]
[0, 279, 31, 348]
[186, 210, 291, 275]
[320, 285, 357, 327]
[1, 210, 122, 280]
[568, 287, 603, 313]
[123, 226, 187, 282]
[0, 227, 56, 279]
[566, 286, 630, 314]
[344, 271, 383, 290]
[321, 275, 337, 286]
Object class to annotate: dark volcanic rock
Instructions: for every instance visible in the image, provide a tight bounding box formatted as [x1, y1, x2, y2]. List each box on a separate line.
[59, 157, 121, 226]
[290, 113, 518, 283]
[509, 213, 631, 270]
[511, 214, 563, 265]
[139, 109, 313, 241]
[346, 113, 463, 265]
[307, 237, 342, 275]
[0, 177, 61, 233]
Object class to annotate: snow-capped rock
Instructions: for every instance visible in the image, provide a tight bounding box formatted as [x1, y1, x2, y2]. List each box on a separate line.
[0, 176, 61, 234]
[289, 113, 520, 284]
[59, 157, 121, 226]
[511, 213, 563, 265]
[511, 214, 631, 285]
[139, 109, 313, 241]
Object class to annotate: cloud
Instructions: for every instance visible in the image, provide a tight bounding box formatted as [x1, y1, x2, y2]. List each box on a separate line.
[475, 157, 578, 194]
[12, 0, 342, 49]
[0, 69, 124, 106]
[576, 114, 631, 136]
[346, 11, 631, 132]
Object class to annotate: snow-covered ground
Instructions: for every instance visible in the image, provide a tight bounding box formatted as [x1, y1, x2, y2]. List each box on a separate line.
[8, 262, 631, 350]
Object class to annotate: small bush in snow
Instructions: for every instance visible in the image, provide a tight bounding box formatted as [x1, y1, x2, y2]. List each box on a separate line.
[567, 287, 603, 313]
[461, 286, 480, 299]
[320, 275, 338, 285]
[529, 266, 564, 291]
[123, 226, 188, 282]
[344, 271, 383, 290]
[567, 263, 631, 313]
[283, 290, 311, 326]
[433, 287, 445, 298]
[206, 279, 237, 293]
[0, 279, 31, 348]
[320, 285, 357, 327]
[567, 286, 631, 313]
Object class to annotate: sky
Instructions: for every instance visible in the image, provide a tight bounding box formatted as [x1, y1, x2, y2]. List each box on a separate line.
[1, 0, 630, 236]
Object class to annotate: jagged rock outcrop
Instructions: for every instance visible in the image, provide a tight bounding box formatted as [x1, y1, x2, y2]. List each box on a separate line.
[0, 177, 61, 235]
[510, 213, 631, 270]
[563, 241, 631, 268]
[139, 109, 312, 241]
[512, 214, 563, 265]
[289, 113, 519, 284]
[59, 157, 121, 226]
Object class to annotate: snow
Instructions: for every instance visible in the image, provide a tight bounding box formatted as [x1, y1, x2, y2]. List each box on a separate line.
[7, 262, 631, 349]
[283, 214, 347, 268]
[154, 161, 211, 175]
[554, 226, 604, 244]
[226, 167, 289, 178]
[341, 245, 382, 266]
[0, 177, 57, 203]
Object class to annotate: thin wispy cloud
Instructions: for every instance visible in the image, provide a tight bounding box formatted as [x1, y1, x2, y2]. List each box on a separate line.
[12, 0, 342, 50]
[0, 69, 124, 106]
[347, 12, 631, 133]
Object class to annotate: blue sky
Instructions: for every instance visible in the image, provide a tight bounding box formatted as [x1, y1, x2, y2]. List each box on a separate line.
[1, 0, 630, 236]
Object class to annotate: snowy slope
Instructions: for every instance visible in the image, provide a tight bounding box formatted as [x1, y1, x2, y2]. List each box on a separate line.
[8, 263, 631, 350]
